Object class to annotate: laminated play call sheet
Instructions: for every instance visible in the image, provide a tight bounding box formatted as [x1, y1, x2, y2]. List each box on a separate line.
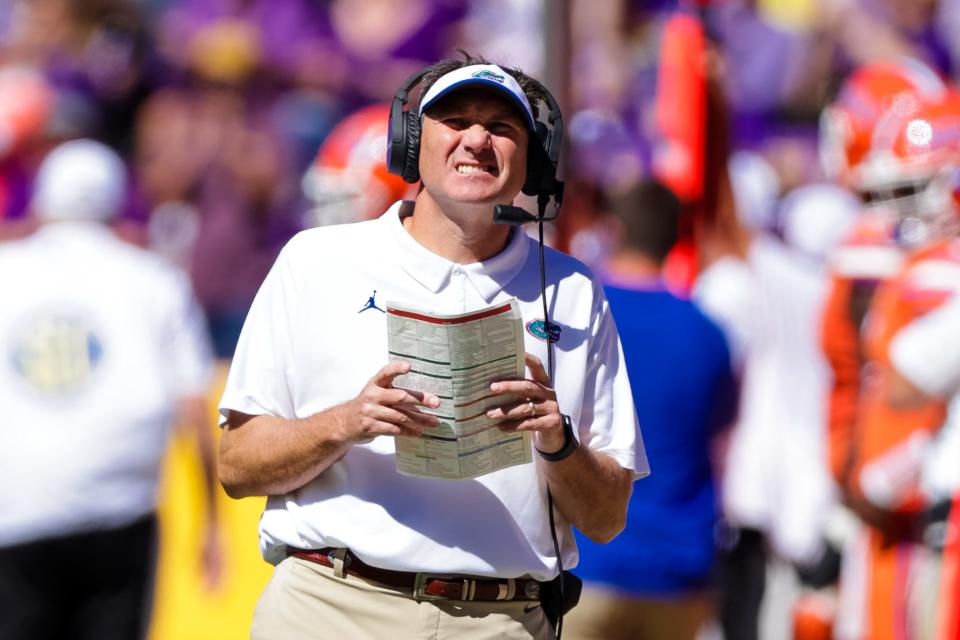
[386, 298, 532, 479]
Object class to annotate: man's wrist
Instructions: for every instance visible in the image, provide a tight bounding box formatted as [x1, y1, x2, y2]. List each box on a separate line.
[318, 405, 356, 447]
[536, 414, 579, 462]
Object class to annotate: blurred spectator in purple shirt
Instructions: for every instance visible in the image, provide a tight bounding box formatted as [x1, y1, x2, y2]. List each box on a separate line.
[135, 16, 303, 357]
[310, 0, 466, 108]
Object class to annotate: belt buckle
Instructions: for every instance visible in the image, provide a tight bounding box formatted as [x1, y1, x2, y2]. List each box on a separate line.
[412, 573, 452, 602]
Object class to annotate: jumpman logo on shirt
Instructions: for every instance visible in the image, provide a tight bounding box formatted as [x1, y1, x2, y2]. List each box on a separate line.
[358, 290, 385, 313]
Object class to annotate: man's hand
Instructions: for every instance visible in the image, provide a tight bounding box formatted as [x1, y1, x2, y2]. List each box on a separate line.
[220, 361, 441, 498]
[485, 353, 566, 453]
[485, 353, 632, 543]
[336, 362, 441, 442]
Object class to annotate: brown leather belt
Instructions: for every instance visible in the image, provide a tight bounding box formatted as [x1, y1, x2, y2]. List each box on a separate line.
[287, 547, 543, 602]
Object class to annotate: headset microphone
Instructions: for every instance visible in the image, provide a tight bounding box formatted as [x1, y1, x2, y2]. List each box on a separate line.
[492, 204, 537, 225]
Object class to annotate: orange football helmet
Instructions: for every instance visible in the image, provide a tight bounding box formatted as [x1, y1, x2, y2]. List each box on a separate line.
[852, 90, 960, 247]
[302, 103, 411, 227]
[819, 58, 946, 186]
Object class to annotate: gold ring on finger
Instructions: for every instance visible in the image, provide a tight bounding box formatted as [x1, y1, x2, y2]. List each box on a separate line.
[527, 400, 536, 417]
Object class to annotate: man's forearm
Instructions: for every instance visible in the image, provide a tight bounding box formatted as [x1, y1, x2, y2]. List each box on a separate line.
[219, 363, 440, 499]
[180, 396, 221, 517]
[218, 408, 351, 499]
[539, 447, 633, 543]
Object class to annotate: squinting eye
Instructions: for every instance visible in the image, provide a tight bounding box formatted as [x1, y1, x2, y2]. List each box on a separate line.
[491, 122, 525, 137]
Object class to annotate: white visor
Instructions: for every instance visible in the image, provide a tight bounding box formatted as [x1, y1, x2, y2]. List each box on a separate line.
[418, 64, 536, 131]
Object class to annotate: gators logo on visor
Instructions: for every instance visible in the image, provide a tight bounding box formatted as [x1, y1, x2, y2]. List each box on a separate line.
[473, 70, 506, 84]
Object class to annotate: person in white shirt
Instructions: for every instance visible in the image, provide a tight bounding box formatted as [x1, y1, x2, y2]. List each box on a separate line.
[218, 53, 646, 640]
[693, 180, 859, 640]
[0, 139, 221, 640]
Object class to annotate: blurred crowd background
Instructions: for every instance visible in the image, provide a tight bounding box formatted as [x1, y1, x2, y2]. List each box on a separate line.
[3, 0, 960, 638]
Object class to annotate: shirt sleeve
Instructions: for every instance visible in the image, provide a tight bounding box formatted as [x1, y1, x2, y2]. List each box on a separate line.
[577, 284, 649, 479]
[218, 240, 302, 424]
[164, 269, 214, 398]
[890, 294, 960, 399]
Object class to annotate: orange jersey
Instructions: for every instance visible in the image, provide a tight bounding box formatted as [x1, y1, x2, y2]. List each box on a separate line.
[842, 239, 960, 640]
[851, 238, 960, 513]
[821, 215, 903, 487]
[822, 276, 871, 486]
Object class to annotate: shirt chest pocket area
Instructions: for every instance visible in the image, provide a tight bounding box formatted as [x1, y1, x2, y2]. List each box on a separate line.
[294, 306, 390, 409]
[521, 331, 554, 377]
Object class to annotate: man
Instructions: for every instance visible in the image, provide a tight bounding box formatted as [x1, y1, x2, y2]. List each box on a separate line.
[832, 91, 960, 640]
[818, 58, 945, 498]
[218, 54, 646, 639]
[564, 179, 736, 640]
[693, 177, 858, 640]
[0, 139, 221, 639]
[812, 58, 947, 640]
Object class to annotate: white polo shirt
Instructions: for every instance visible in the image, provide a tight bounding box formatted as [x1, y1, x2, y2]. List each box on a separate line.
[220, 201, 646, 580]
[0, 223, 213, 546]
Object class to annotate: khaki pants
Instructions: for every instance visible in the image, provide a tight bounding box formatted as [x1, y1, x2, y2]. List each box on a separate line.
[561, 584, 714, 640]
[251, 556, 555, 639]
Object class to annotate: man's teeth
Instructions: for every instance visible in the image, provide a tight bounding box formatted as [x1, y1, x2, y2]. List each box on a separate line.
[456, 165, 489, 174]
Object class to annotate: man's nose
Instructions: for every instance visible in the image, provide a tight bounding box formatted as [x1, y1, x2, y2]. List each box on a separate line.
[461, 124, 493, 152]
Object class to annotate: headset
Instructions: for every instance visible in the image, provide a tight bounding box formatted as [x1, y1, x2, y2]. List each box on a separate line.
[386, 61, 565, 218]
[387, 61, 576, 638]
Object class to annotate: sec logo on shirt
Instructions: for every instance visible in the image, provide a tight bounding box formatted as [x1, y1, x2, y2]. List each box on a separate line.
[9, 313, 104, 396]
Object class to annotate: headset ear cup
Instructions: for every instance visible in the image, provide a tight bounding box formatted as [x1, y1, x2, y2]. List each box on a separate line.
[402, 112, 421, 183]
[522, 144, 540, 197]
[387, 99, 407, 179]
[523, 122, 551, 197]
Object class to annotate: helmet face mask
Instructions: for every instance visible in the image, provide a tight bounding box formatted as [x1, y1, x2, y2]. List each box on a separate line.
[302, 168, 391, 228]
[857, 168, 958, 247]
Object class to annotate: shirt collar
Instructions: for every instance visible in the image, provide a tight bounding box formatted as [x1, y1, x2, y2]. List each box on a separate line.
[382, 201, 531, 303]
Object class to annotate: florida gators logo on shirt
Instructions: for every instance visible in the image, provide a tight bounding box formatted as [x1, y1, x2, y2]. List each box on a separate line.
[525, 319, 561, 343]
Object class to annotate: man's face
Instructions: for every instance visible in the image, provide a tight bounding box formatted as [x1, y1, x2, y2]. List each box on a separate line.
[418, 89, 529, 208]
